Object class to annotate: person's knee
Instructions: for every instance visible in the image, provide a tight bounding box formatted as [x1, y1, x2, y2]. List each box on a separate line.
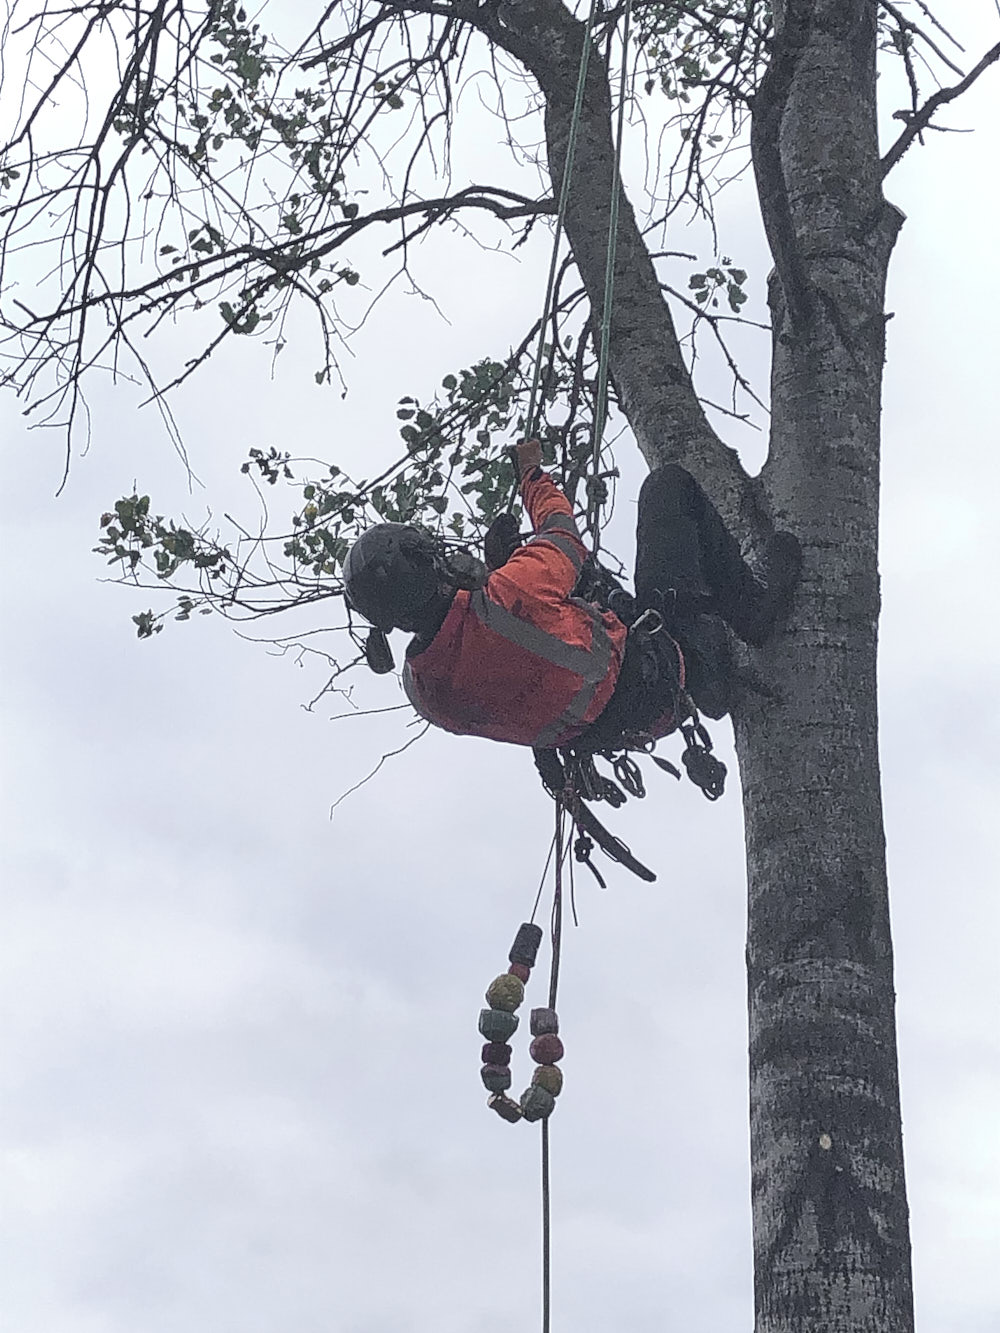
[638, 463, 697, 513]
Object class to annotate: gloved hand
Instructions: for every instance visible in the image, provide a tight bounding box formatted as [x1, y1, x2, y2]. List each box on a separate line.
[483, 511, 524, 571]
[514, 438, 542, 477]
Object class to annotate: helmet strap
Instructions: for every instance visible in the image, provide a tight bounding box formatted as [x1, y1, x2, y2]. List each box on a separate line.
[364, 626, 395, 674]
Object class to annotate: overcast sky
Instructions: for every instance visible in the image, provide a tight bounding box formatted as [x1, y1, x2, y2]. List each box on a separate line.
[2, 5, 999, 1331]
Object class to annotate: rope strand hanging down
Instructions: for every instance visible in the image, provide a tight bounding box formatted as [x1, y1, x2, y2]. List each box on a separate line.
[588, 0, 634, 551]
[515, 0, 634, 558]
[540, 797, 566, 1333]
[525, 0, 604, 441]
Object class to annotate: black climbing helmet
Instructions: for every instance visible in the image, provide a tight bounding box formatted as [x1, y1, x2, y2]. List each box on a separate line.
[343, 523, 442, 631]
[343, 523, 485, 631]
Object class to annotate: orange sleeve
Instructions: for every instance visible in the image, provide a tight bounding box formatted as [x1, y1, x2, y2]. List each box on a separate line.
[484, 470, 589, 609]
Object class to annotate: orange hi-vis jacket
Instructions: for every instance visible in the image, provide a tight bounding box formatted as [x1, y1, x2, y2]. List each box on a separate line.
[402, 469, 628, 748]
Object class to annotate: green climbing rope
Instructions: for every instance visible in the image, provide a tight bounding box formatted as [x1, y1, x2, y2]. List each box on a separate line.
[524, 0, 604, 440]
[520, 0, 634, 557]
[588, 0, 634, 550]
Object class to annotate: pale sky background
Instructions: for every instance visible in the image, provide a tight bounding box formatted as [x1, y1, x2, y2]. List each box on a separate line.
[2, 4, 999, 1331]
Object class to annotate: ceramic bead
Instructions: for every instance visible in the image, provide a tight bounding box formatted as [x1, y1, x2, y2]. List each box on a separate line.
[509, 922, 543, 968]
[529, 1033, 564, 1064]
[481, 1063, 513, 1093]
[485, 974, 525, 1012]
[530, 1007, 559, 1036]
[520, 1085, 556, 1122]
[531, 1064, 563, 1096]
[488, 1092, 523, 1123]
[478, 1008, 519, 1043]
[507, 962, 531, 984]
[481, 1041, 512, 1066]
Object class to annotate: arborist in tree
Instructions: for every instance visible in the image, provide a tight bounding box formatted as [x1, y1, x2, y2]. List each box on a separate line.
[343, 439, 801, 755]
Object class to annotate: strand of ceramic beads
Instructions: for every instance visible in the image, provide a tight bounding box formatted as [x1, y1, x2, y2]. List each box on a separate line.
[478, 921, 566, 1124]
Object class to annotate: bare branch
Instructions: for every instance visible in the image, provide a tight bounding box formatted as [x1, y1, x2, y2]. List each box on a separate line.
[881, 39, 1000, 177]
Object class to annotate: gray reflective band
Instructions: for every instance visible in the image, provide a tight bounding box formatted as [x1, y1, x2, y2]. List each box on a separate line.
[539, 512, 581, 537]
[528, 531, 584, 575]
[534, 599, 614, 746]
[469, 591, 596, 674]
[468, 591, 615, 746]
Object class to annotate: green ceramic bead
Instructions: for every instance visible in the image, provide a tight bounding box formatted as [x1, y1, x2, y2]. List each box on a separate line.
[485, 973, 525, 1013]
[531, 1064, 563, 1096]
[478, 1007, 519, 1043]
[481, 1063, 513, 1093]
[520, 1085, 556, 1123]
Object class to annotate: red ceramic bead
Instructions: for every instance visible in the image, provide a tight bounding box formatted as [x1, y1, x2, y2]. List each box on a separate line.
[481, 1041, 512, 1066]
[529, 1033, 564, 1064]
[507, 962, 531, 983]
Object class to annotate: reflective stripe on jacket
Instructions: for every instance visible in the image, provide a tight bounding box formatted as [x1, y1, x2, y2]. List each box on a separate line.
[402, 470, 627, 747]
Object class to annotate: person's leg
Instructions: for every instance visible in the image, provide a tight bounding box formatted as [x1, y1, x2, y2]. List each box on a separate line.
[634, 464, 714, 611]
[633, 465, 732, 718]
[635, 465, 800, 647]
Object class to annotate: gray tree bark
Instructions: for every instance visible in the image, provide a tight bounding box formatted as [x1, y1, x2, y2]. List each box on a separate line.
[492, 0, 915, 1327]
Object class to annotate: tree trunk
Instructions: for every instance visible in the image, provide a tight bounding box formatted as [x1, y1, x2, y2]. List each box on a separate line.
[494, 0, 915, 1325]
[737, 2, 914, 1327]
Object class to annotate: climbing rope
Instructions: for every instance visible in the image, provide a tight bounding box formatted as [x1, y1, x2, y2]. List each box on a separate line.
[525, 0, 605, 440]
[481, 15, 643, 1329]
[477, 797, 569, 1331]
[521, 0, 634, 553]
[588, 0, 634, 550]
[541, 800, 565, 1333]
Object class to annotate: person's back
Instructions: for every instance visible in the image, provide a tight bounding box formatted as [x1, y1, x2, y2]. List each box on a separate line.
[402, 464, 627, 748]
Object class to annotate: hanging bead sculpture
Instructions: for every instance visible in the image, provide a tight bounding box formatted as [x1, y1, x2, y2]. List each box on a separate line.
[478, 923, 565, 1124]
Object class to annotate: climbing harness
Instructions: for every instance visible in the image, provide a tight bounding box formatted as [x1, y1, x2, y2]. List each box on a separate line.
[529, 552, 729, 883]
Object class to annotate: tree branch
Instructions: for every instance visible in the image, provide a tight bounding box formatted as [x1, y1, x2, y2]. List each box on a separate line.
[483, 0, 761, 539]
[881, 40, 1000, 177]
